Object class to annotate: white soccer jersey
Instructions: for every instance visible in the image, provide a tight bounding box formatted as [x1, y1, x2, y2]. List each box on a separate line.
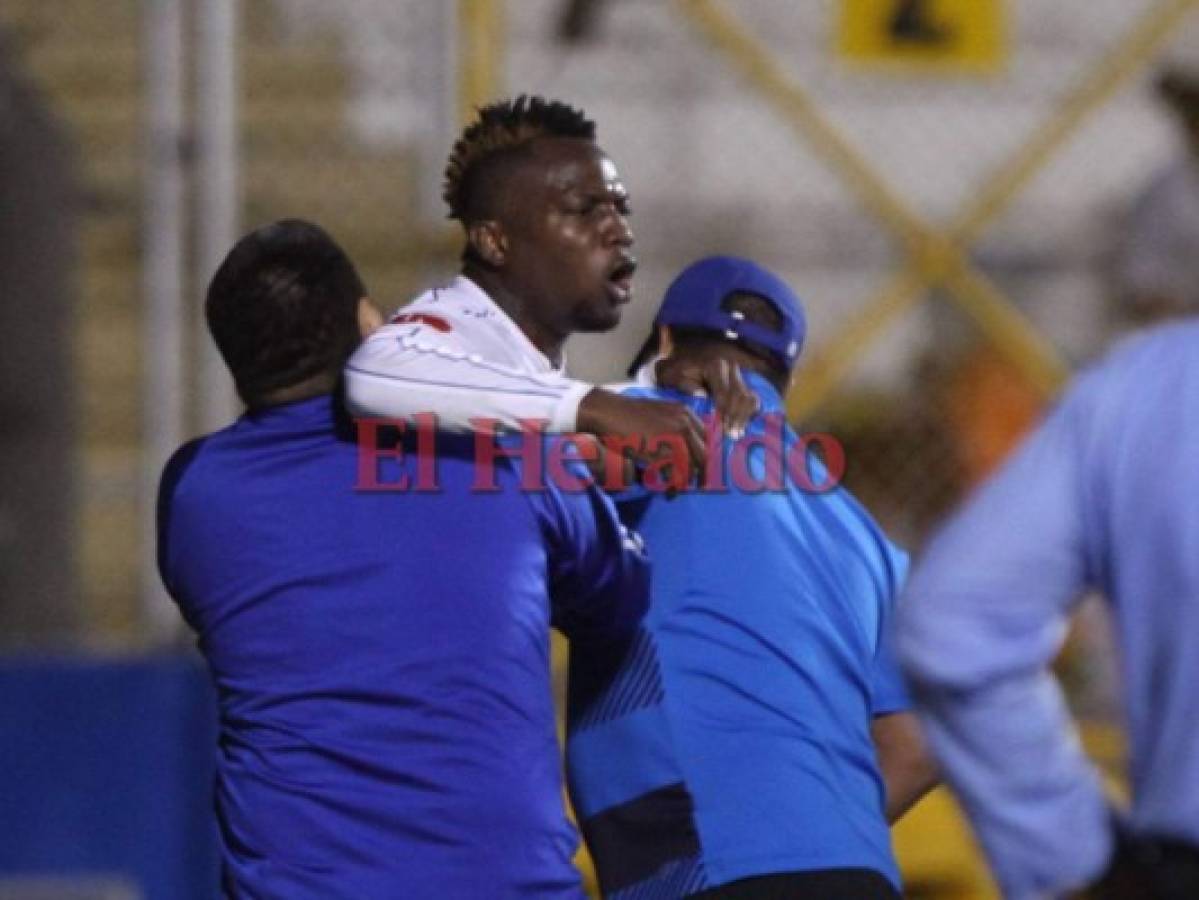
[345, 275, 594, 433]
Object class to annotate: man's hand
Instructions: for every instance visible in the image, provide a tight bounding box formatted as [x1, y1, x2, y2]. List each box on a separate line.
[654, 356, 759, 438]
[1074, 820, 1194, 900]
[577, 388, 708, 482]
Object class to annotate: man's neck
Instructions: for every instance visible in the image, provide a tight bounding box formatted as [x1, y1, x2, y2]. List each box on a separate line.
[253, 372, 338, 409]
[462, 265, 566, 367]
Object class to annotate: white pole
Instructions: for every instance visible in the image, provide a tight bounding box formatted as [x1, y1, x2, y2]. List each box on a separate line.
[141, 0, 187, 642]
[417, 0, 460, 228]
[196, 0, 241, 433]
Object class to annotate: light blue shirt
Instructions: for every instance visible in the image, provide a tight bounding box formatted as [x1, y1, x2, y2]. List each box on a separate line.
[898, 321, 1199, 898]
[567, 374, 910, 897]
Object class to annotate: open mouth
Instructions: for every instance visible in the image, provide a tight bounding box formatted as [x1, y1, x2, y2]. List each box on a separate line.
[607, 256, 638, 303]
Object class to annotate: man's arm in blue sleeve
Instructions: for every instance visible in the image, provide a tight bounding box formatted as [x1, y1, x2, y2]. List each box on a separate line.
[872, 543, 912, 717]
[896, 377, 1113, 898]
[537, 466, 651, 646]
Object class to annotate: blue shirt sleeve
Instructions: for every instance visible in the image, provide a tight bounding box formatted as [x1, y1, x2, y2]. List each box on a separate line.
[533, 457, 651, 646]
[156, 437, 207, 613]
[871, 543, 911, 716]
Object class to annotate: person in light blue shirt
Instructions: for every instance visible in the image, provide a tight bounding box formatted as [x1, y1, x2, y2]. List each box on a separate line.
[566, 257, 937, 899]
[898, 321, 1199, 899]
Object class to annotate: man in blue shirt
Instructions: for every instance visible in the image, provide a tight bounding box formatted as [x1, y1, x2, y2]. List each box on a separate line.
[898, 322, 1199, 899]
[566, 257, 936, 899]
[158, 220, 649, 898]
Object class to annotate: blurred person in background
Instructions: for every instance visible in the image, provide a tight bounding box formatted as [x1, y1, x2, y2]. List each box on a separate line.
[344, 94, 757, 471]
[1113, 59, 1199, 327]
[565, 257, 937, 900]
[898, 320, 1199, 899]
[158, 219, 649, 898]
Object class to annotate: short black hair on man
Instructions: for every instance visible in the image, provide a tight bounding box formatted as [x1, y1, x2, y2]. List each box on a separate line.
[443, 94, 596, 224]
[205, 218, 367, 408]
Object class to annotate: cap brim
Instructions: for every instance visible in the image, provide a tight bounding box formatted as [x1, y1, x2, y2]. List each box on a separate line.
[1158, 68, 1199, 108]
[627, 331, 660, 378]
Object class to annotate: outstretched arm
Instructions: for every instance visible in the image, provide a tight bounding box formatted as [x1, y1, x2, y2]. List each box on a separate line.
[347, 320, 759, 479]
[346, 323, 592, 433]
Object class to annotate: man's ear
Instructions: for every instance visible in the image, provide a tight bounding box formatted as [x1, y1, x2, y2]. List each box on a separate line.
[466, 220, 508, 267]
[358, 297, 384, 338]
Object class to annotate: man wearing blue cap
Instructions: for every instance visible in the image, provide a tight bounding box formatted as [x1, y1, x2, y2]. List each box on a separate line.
[565, 256, 937, 899]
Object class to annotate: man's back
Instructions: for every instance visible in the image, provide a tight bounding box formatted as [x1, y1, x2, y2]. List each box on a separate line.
[159, 395, 640, 899]
[899, 321, 1199, 895]
[566, 376, 907, 897]
[1081, 322, 1199, 835]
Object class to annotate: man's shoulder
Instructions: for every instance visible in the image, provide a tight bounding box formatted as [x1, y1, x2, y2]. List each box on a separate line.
[1111, 318, 1199, 365]
[158, 434, 216, 513]
[388, 277, 502, 329]
[354, 277, 518, 366]
[158, 415, 300, 506]
[1065, 319, 1199, 418]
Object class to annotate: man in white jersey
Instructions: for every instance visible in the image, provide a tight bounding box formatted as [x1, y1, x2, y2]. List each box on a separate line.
[346, 95, 758, 464]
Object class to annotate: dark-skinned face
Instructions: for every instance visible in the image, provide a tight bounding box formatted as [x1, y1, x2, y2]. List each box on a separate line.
[494, 137, 637, 346]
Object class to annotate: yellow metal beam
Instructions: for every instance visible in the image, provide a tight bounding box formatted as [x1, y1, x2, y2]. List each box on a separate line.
[942, 259, 1068, 397]
[788, 267, 928, 415]
[677, 0, 1194, 421]
[931, 0, 1195, 399]
[678, 0, 931, 251]
[458, 0, 504, 124]
[953, 0, 1199, 244]
[677, 0, 1063, 417]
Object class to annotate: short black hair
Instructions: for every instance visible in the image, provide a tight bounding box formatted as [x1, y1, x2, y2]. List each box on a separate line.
[443, 95, 596, 224]
[1158, 66, 1199, 119]
[205, 219, 367, 408]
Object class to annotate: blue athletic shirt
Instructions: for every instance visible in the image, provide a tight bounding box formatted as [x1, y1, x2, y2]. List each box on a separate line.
[565, 374, 909, 898]
[157, 394, 648, 899]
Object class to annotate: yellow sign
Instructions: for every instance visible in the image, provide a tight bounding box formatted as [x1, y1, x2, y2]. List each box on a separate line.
[837, 0, 1007, 73]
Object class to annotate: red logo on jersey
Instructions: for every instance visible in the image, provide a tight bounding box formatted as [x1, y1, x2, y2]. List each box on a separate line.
[391, 312, 453, 333]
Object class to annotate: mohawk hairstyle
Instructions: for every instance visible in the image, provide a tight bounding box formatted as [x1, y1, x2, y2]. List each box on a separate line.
[443, 95, 596, 223]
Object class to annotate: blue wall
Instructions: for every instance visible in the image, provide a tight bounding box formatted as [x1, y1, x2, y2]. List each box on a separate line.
[0, 655, 220, 899]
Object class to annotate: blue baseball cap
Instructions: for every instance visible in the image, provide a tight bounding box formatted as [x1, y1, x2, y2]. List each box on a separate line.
[653, 255, 806, 371]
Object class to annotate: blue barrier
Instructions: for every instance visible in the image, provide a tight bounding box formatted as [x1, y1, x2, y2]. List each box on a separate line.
[0, 654, 220, 899]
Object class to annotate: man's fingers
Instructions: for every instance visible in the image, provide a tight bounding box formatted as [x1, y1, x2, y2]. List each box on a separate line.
[703, 359, 758, 437]
[680, 408, 707, 476]
[732, 373, 760, 437]
[671, 373, 706, 397]
[656, 357, 707, 397]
